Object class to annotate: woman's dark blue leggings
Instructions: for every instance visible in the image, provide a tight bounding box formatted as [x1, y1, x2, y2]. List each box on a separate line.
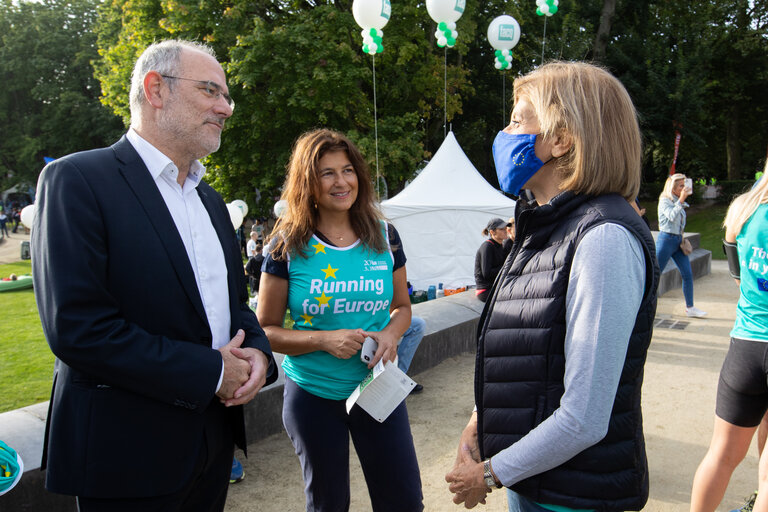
[656, 231, 695, 307]
[282, 377, 424, 512]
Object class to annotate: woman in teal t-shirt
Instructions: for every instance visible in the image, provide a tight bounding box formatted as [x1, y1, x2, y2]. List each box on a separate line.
[691, 172, 768, 512]
[257, 129, 423, 511]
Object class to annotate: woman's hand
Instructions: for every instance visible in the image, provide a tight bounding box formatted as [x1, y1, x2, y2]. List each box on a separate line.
[679, 185, 690, 203]
[361, 330, 399, 369]
[446, 413, 488, 509]
[321, 329, 366, 359]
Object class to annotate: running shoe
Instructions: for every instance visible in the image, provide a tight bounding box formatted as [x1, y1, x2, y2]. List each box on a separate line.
[686, 306, 708, 318]
[230, 457, 245, 484]
[730, 491, 757, 512]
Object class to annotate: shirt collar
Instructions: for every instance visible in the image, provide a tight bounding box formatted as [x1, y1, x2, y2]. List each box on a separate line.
[126, 128, 206, 186]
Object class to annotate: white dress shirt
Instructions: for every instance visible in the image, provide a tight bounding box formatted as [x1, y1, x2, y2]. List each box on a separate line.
[126, 129, 231, 353]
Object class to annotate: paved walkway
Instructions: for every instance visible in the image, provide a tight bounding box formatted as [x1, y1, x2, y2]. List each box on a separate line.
[0, 229, 30, 265]
[225, 260, 756, 512]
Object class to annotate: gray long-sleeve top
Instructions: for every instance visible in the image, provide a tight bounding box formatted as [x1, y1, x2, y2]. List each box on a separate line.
[490, 222, 646, 489]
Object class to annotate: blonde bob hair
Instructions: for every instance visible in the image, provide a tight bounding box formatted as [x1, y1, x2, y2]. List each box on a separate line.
[724, 163, 768, 237]
[659, 173, 686, 202]
[513, 61, 642, 200]
[270, 128, 385, 260]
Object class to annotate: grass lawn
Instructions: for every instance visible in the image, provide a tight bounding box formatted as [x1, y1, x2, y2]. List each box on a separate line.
[0, 261, 53, 413]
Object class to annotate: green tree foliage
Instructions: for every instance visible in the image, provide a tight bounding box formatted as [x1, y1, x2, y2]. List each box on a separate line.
[0, 0, 124, 191]
[94, 0, 473, 215]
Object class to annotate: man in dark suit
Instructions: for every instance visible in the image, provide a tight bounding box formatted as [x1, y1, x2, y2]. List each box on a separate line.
[31, 39, 276, 511]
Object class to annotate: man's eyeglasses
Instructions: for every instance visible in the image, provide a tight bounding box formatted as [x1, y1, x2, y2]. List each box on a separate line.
[161, 75, 235, 109]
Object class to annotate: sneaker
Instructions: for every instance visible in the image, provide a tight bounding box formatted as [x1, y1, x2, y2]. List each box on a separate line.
[230, 457, 244, 484]
[685, 306, 708, 318]
[730, 491, 757, 512]
[411, 383, 424, 394]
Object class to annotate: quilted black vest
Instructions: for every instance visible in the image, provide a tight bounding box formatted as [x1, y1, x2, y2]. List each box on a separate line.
[475, 192, 659, 511]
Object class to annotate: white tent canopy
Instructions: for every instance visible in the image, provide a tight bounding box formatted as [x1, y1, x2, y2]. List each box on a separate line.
[381, 132, 515, 291]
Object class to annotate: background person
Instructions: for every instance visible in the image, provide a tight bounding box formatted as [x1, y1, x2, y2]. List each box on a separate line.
[503, 216, 516, 256]
[31, 39, 276, 511]
[474, 218, 508, 302]
[690, 170, 768, 512]
[257, 128, 423, 511]
[657, 173, 707, 318]
[446, 61, 659, 512]
[396, 316, 427, 394]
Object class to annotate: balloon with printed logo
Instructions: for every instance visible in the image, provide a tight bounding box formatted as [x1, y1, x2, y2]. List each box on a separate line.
[488, 16, 520, 70]
[426, 0, 465, 48]
[226, 203, 243, 230]
[353, 0, 391, 54]
[20, 204, 36, 230]
[231, 199, 248, 218]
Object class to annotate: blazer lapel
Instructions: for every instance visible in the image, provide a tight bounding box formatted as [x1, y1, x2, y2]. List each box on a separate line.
[111, 137, 209, 325]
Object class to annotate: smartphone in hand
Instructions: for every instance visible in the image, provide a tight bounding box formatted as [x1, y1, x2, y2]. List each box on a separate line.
[360, 336, 378, 364]
[684, 178, 693, 194]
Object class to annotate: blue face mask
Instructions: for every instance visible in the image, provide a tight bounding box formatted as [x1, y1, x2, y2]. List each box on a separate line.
[492, 131, 549, 197]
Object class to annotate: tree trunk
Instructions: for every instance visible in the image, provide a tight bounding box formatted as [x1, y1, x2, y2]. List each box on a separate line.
[593, 0, 617, 61]
[726, 105, 742, 179]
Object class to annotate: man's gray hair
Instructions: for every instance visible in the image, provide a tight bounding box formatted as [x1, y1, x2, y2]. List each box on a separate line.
[128, 39, 216, 120]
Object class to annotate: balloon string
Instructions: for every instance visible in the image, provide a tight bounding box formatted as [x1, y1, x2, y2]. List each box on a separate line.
[502, 72, 506, 127]
[541, 17, 547, 64]
[373, 54, 380, 201]
[444, 47, 448, 138]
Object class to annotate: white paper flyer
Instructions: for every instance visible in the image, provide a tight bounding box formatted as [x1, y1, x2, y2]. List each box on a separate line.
[346, 360, 416, 423]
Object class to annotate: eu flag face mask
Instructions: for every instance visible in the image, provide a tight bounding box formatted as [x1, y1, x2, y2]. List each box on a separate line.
[492, 131, 548, 197]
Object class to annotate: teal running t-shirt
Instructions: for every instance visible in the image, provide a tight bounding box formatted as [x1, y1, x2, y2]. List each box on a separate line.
[731, 203, 768, 342]
[283, 229, 394, 399]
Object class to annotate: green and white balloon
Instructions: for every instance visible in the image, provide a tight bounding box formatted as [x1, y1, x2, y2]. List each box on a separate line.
[426, 0, 465, 48]
[536, 0, 559, 17]
[487, 16, 520, 70]
[353, 0, 390, 53]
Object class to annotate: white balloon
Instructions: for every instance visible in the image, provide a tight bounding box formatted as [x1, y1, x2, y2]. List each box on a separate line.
[554, 0, 559, 5]
[448, 21, 457, 30]
[231, 199, 248, 217]
[487, 15, 521, 51]
[438, 36, 448, 46]
[451, 30, 458, 38]
[494, 61, 502, 69]
[540, 3, 551, 14]
[226, 203, 243, 230]
[20, 204, 35, 230]
[426, 0, 465, 23]
[352, 0, 391, 30]
[435, 29, 443, 38]
[536, 0, 547, 5]
[273, 199, 288, 218]
[546, 11, 554, 16]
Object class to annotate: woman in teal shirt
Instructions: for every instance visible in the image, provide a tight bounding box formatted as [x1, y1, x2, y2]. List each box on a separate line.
[257, 129, 422, 511]
[690, 171, 768, 511]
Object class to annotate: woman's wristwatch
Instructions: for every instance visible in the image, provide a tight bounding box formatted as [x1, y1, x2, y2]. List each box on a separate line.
[483, 460, 502, 489]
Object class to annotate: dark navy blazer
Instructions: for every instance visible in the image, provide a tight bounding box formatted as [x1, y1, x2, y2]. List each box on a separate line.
[32, 136, 276, 498]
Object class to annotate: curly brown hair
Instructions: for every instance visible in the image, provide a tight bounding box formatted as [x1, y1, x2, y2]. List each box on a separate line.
[270, 128, 386, 260]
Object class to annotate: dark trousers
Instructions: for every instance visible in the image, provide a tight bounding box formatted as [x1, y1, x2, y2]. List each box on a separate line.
[77, 400, 234, 512]
[282, 377, 423, 512]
